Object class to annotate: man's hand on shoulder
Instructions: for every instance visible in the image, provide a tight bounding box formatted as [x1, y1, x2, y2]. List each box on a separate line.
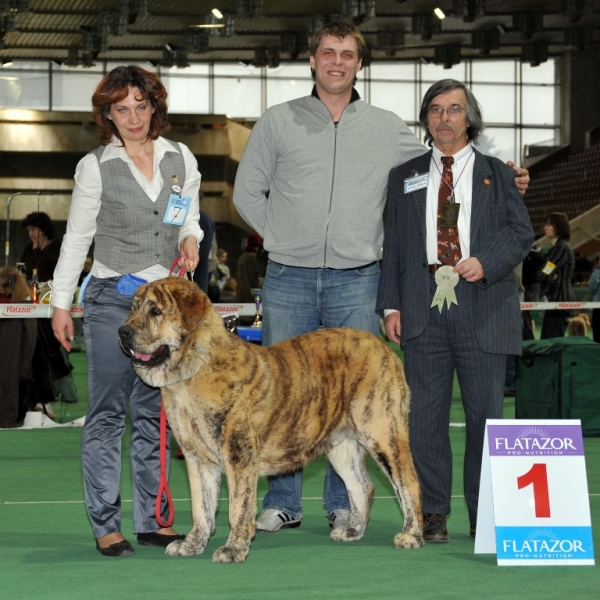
[454, 257, 484, 283]
[506, 161, 529, 196]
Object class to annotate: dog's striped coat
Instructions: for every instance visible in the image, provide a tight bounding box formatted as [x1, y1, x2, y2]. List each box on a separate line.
[119, 277, 424, 563]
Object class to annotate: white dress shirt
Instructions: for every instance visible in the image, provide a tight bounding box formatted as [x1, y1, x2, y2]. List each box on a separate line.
[384, 142, 475, 317]
[51, 136, 203, 310]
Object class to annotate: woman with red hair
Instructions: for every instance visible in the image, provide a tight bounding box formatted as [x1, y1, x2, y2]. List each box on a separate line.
[51, 66, 203, 557]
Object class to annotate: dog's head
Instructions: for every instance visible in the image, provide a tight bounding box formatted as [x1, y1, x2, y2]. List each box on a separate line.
[119, 277, 217, 388]
[567, 313, 590, 337]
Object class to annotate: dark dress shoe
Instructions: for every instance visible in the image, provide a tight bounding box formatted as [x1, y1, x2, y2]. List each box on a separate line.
[423, 513, 450, 543]
[137, 532, 186, 547]
[470, 522, 476, 539]
[95, 539, 135, 557]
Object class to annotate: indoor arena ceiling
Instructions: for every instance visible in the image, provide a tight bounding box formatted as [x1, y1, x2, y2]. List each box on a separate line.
[0, 1, 598, 68]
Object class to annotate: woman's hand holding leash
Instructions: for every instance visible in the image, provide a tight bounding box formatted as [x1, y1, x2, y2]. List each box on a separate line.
[179, 235, 199, 272]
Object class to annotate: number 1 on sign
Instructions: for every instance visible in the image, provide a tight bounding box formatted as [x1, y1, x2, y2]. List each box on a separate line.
[517, 463, 551, 518]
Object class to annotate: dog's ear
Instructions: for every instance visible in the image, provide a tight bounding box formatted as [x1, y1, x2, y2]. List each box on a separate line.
[167, 278, 211, 332]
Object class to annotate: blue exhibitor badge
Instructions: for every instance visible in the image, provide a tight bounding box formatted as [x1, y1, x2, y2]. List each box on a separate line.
[163, 193, 191, 226]
[404, 173, 429, 194]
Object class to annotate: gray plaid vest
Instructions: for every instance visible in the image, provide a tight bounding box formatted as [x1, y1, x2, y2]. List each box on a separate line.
[90, 140, 186, 274]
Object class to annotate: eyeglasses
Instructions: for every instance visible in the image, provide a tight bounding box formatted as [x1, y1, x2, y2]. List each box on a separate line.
[428, 105, 466, 118]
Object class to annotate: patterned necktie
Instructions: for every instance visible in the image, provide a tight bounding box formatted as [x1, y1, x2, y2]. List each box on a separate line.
[437, 156, 462, 266]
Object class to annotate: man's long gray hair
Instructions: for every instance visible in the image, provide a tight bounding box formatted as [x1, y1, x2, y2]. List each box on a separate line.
[419, 79, 485, 146]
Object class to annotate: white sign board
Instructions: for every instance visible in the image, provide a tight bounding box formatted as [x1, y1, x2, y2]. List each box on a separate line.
[475, 419, 595, 566]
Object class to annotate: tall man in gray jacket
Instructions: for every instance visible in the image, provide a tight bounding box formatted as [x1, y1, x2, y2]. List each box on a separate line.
[233, 22, 529, 534]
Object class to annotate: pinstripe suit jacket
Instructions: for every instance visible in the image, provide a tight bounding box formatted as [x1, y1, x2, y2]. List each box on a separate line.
[376, 148, 534, 355]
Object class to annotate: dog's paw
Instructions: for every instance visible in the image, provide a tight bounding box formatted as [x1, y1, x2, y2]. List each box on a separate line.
[393, 532, 425, 549]
[329, 526, 364, 542]
[211, 545, 249, 564]
[165, 539, 206, 557]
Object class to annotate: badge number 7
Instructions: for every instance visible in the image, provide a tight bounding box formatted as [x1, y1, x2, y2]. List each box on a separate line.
[517, 463, 551, 518]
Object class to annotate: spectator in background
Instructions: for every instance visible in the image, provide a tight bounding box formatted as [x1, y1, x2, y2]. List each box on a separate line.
[212, 248, 231, 291]
[588, 261, 600, 343]
[573, 252, 593, 284]
[220, 277, 237, 302]
[0, 266, 37, 428]
[521, 244, 545, 340]
[20, 211, 62, 282]
[236, 233, 262, 303]
[193, 210, 215, 296]
[540, 212, 575, 339]
[20, 212, 74, 417]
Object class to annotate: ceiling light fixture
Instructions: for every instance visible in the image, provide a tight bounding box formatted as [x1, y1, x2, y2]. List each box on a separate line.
[2, 58, 13, 67]
[212, 8, 223, 19]
[434, 8, 446, 20]
[191, 23, 225, 28]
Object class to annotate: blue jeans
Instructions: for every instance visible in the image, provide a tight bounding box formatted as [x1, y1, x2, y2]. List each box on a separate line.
[261, 260, 381, 517]
[81, 277, 171, 538]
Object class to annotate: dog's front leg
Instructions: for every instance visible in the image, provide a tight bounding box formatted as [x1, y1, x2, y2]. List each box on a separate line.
[166, 457, 221, 557]
[211, 429, 259, 564]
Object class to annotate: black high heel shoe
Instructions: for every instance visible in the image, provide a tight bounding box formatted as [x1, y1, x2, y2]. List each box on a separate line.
[95, 539, 135, 557]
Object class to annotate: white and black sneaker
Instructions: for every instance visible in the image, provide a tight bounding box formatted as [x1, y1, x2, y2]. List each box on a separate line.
[327, 508, 350, 529]
[255, 509, 302, 532]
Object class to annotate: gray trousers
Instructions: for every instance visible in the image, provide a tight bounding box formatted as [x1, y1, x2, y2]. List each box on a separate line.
[82, 277, 171, 539]
[403, 275, 505, 522]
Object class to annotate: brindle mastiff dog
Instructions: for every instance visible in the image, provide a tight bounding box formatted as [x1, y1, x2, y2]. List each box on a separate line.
[118, 277, 424, 563]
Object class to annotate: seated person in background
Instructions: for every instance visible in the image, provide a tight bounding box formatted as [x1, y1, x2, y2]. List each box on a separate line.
[0, 266, 37, 428]
[20, 211, 76, 416]
[213, 248, 231, 290]
[219, 277, 237, 302]
[20, 211, 62, 282]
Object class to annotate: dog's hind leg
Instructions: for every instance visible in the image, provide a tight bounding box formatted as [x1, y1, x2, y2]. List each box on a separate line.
[165, 458, 221, 557]
[360, 415, 424, 549]
[326, 438, 373, 542]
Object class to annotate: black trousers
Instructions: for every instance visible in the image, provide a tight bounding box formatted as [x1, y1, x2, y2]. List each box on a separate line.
[541, 309, 569, 339]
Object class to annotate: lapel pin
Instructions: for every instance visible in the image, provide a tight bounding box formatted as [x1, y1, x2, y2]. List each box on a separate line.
[484, 178, 491, 185]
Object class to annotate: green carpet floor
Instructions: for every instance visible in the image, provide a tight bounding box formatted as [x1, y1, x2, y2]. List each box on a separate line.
[1, 351, 599, 599]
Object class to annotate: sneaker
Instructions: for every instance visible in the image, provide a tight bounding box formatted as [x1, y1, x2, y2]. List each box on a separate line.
[328, 508, 350, 529]
[35, 403, 56, 419]
[255, 509, 301, 532]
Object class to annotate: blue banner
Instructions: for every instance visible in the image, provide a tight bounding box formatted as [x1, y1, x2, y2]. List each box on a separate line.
[496, 526, 595, 561]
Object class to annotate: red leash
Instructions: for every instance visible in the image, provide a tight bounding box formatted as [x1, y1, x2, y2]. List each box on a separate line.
[156, 402, 174, 527]
[155, 258, 188, 528]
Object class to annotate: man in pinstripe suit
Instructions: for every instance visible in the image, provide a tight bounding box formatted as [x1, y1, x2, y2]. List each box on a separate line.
[376, 80, 534, 543]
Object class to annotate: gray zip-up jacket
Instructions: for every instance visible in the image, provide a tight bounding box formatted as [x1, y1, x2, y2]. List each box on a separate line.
[233, 90, 426, 269]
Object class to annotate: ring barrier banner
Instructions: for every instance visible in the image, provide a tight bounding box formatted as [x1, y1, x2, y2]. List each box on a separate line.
[0, 303, 257, 318]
